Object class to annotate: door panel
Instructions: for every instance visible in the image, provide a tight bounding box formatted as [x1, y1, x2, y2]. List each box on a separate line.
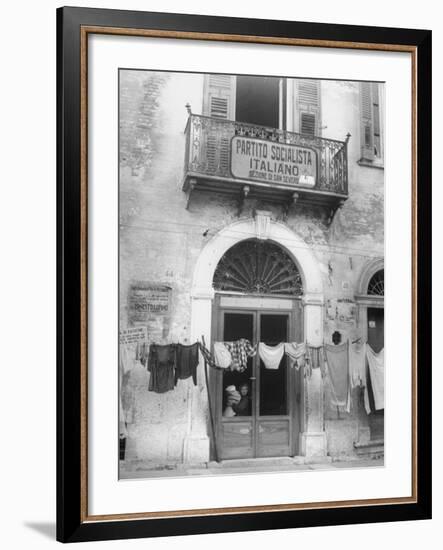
[257, 313, 291, 457]
[221, 422, 254, 459]
[257, 420, 291, 457]
[219, 311, 255, 459]
[259, 314, 288, 416]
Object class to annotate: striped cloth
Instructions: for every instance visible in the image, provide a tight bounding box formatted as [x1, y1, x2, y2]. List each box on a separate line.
[224, 339, 257, 372]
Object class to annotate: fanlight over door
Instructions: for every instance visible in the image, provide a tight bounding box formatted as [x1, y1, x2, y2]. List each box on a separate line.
[213, 239, 303, 296]
[367, 269, 384, 296]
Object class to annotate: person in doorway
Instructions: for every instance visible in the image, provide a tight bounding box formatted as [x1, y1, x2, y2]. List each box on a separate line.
[233, 382, 251, 416]
[223, 385, 241, 417]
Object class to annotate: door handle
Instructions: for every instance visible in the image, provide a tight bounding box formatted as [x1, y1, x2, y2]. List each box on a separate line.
[249, 377, 256, 381]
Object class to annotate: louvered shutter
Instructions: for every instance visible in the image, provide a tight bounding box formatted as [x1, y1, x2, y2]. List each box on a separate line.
[203, 74, 236, 119]
[360, 82, 375, 161]
[203, 74, 236, 174]
[296, 79, 320, 136]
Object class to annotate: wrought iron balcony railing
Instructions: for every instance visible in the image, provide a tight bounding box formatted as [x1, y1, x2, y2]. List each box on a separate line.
[183, 114, 348, 215]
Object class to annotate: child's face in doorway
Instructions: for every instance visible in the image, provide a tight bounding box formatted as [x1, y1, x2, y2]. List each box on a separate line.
[239, 384, 249, 397]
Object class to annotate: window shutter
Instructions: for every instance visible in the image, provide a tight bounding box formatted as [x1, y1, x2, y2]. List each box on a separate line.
[360, 82, 375, 161]
[202, 74, 236, 174]
[296, 79, 320, 136]
[300, 112, 316, 136]
[371, 83, 382, 158]
[203, 74, 236, 119]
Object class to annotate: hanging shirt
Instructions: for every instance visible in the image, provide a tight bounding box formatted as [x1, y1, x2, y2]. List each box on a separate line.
[213, 342, 233, 369]
[349, 341, 367, 389]
[284, 342, 306, 370]
[148, 344, 176, 393]
[224, 339, 257, 372]
[175, 343, 199, 386]
[366, 346, 384, 411]
[324, 343, 350, 411]
[259, 342, 285, 370]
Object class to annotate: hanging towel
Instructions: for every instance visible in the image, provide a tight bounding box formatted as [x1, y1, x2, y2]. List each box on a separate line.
[324, 343, 350, 411]
[175, 343, 199, 386]
[224, 339, 257, 372]
[148, 344, 176, 393]
[349, 341, 367, 389]
[284, 342, 306, 370]
[366, 346, 384, 410]
[259, 342, 285, 370]
[213, 342, 233, 369]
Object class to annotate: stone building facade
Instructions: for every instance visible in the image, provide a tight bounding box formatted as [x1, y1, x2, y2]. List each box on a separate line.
[119, 70, 384, 469]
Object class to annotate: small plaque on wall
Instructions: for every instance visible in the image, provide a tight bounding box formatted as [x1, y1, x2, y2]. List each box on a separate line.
[129, 283, 171, 323]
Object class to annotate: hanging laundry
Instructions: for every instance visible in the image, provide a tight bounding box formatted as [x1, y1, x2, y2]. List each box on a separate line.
[139, 342, 148, 367]
[213, 342, 233, 369]
[349, 341, 367, 389]
[175, 342, 199, 386]
[224, 339, 257, 372]
[148, 344, 177, 393]
[119, 343, 136, 430]
[366, 346, 384, 410]
[324, 343, 350, 411]
[120, 343, 135, 375]
[135, 341, 148, 366]
[198, 341, 219, 370]
[306, 345, 327, 377]
[259, 342, 285, 370]
[119, 384, 128, 438]
[284, 342, 306, 370]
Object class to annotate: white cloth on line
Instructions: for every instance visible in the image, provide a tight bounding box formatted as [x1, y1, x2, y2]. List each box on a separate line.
[213, 342, 232, 369]
[366, 346, 384, 411]
[259, 342, 285, 370]
[349, 341, 366, 389]
[284, 342, 306, 369]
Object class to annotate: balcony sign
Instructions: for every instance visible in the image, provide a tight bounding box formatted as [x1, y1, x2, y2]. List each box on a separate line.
[231, 136, 317, 187]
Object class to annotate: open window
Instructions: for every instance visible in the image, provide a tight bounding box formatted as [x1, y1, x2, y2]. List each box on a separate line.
[202, 74, 321, 136]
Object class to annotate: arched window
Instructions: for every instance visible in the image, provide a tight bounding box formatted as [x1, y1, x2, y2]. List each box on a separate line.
[213, 239, 303, 296]
[367, 269, 384, 296]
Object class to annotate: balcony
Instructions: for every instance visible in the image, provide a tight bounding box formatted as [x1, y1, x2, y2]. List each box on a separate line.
[182, 114, 349, 221]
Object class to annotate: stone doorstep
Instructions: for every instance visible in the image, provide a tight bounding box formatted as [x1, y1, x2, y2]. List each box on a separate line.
[208, 456, 333, 469]
[122, 460, 208, 472]
[122, 453, 388, 474]
[122, 455, 334, 473]
[353, 439, 384, 458]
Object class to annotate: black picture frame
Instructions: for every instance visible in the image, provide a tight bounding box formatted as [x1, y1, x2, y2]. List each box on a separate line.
[57, 6, 432, 543]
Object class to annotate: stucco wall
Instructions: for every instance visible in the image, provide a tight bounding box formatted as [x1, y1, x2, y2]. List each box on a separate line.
[119, 70, 384, 464]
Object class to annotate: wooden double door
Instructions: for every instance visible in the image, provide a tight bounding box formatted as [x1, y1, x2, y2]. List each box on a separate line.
[212, 296, 302, 460]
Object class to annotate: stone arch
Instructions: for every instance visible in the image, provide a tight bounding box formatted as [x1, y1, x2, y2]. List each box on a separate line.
[191, 217, 323, 300]
[356, 258, 384, 296]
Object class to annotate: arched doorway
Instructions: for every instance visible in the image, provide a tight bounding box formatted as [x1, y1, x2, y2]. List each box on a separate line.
[212, 239, 304, 459]
[355, 260, 384, 446]
[186, 214, 326, 463]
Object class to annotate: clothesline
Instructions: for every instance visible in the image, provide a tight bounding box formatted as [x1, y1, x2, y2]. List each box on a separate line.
[120, 338, 384, 416]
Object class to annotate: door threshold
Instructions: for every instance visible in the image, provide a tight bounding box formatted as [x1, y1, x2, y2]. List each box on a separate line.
[209, 456, 332, 468]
